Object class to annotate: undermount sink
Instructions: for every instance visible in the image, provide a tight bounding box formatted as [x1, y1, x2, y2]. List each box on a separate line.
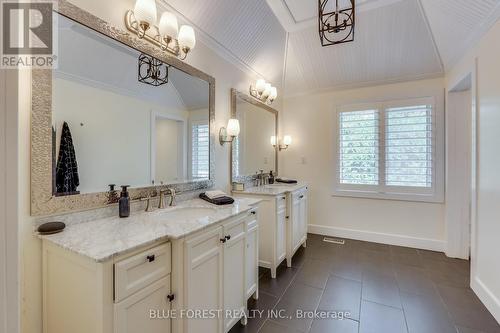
[155, 207, 218, 220]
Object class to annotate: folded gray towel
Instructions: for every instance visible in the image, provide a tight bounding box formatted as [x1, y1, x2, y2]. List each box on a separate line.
[199, 193, 234, 205]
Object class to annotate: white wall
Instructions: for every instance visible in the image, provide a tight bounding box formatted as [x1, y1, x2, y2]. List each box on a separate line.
[446, 19, 500, 323]
[155, 118, 181, 182]
[1, 69, 20, 333]
[54, 77, 189, 192]
[282, 78, 446, 250]
[236, 101, 276, 176]
[19, 1, 283, 333]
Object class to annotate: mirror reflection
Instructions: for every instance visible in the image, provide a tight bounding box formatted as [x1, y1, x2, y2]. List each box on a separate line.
[232, 93, 277, 180]
[52, 14, 209, 196]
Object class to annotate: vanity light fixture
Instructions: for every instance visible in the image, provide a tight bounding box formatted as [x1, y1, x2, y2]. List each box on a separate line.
[126, 0, 196, 60]
[249, 79, 278, 105]
[271, 135, 292, 151]
[219, 119, 240, 145]
[138, 53, 169, 86]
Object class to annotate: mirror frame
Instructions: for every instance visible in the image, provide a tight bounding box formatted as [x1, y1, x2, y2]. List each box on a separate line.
[31, 0, 216, 216]
[230, 89, 278, 184]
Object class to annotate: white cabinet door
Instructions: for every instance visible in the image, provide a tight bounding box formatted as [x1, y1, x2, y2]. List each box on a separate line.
[245, 212, 258, 299]
[114, 276, 171, 333]
[299, 191, 308, 241]
[276, 206, 287, 263]
[223, 217, 246, 332]
[291, 194, 302, 253]
[185, 226, 224, 333]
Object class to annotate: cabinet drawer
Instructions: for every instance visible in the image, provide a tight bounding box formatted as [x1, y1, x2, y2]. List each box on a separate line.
[115, 243, 171, 302]
[246, 209, 258, 229]
[276, 195, 287, 210]
[223, 216, 246, 241]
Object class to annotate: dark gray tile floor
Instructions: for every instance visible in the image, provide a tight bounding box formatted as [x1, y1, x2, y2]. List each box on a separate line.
[229, 234, 500, 333]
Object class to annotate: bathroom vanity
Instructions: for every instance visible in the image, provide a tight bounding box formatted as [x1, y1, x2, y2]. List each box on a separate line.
[233, 183, 308, 278]
[40, 199, 260, 333]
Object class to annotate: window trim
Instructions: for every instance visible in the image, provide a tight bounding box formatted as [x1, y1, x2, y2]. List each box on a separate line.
[333, 97, 444, 203]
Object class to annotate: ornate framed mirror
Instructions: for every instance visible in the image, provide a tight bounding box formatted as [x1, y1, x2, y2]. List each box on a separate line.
[230, 89, 278, 184]
[31, 0, 215, 216]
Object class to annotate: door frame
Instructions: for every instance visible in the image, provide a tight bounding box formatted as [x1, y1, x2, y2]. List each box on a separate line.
[0, 69, 20, 333]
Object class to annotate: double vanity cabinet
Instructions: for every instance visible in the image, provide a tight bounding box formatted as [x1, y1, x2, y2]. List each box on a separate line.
[233, 183, 308, 278]
[41, 199, 260, 333]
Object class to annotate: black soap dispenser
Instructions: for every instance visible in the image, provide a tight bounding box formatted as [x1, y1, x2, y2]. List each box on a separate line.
[269, 170, 275, 184]
[119, 185, 130, 218]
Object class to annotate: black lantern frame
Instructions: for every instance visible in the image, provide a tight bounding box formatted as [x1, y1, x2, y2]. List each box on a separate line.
[138, 53, 169, 86]
[318, 0, 355, 46]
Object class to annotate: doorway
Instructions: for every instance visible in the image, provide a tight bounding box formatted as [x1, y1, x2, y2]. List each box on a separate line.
[445, 70, 477, 265]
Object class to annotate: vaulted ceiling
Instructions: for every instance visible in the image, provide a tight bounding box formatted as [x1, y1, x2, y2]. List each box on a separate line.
[162, 0, 500, 97]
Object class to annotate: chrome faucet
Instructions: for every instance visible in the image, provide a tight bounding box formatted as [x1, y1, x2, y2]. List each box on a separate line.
[158, 188, 176, 209]
[167, 188, 176, 206]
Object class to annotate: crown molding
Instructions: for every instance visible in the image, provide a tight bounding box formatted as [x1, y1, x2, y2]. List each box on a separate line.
[284, 72, 444, 99]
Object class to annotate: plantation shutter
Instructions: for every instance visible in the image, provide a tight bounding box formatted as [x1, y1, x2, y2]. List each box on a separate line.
[191, 123, 209, 179]
[338, 110, 379, 185]
[385, 104, 433, 187]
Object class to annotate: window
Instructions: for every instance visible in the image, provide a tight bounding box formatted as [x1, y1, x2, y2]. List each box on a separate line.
[335, 98, 443, 202]
[191, 123, 209, 179]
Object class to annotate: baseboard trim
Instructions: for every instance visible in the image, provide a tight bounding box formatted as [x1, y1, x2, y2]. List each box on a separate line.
[308, 224, 446, 252]
[471, 276, 500, 324]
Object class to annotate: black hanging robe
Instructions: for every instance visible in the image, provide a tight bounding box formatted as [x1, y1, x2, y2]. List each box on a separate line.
[56, 122, 80, 195]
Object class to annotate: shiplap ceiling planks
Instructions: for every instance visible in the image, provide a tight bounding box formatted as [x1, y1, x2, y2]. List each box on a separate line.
[284, 0, 443, 96]
[158, 0, 500, 96]
[161, 0, 287, 85]
[420, 0, 500, 70]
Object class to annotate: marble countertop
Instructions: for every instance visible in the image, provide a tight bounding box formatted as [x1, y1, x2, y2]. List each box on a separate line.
[232, 182, 308, 196]
[39, 198, 261, 262]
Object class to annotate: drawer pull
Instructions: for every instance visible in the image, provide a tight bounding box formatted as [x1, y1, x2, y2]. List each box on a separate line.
[281, 196, 286, 200]
[286, 216, 289, 219]
[220, 238, 227, 243]
[250, 211, 256, 215]
[167, 294, 175, 302]
[146, 254, 155, 262]
[299, 195, 304, 199]
[225, 235, 231, 241]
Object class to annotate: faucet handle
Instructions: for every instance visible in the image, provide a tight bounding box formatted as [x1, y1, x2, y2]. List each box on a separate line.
[140, 195, 154, 212]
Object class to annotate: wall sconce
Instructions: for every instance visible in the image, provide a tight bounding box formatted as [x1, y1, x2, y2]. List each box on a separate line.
[249, 79, 277, 105]
[219, 119, 240, 145]
[125, 0, 196, 60]
[271, 135, 292, 151]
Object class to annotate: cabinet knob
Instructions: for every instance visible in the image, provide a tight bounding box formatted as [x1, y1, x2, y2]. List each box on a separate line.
[146, 254, 155, 262]
[281, 196, 286, 200]
[286, 216, 290, 219]
[299, 195, 304, 199]
[220, 238, 227, 243]
[250, 211, 256, 215]
[166, 294, 175, 302]
[225, 235, 231, 241]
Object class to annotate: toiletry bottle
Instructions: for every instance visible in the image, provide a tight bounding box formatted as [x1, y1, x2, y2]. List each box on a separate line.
[119, 185, 130, 218]
[269, 171, 275, 184]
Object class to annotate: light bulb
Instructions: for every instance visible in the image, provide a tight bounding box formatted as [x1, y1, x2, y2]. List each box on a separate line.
[283, 135, 292, 146]
[270, 136, 277, 146]
[226, 119, 240, 137]
[262, 83, 272, 98]
[134, 0, 157, 26]
[178, 25, 196, 50]
[256, 79, 266, 94]
[269, 86, 277, 100]
[159, 12, 178, 39]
